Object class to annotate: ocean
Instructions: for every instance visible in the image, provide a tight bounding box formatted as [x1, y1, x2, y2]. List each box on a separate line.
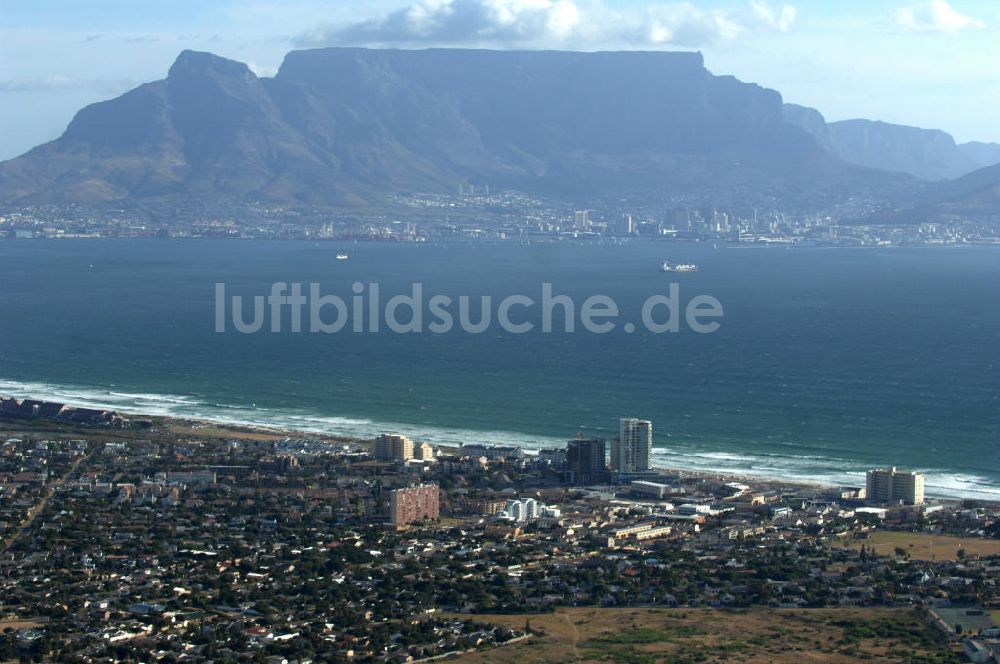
[0, 238, 997, 498]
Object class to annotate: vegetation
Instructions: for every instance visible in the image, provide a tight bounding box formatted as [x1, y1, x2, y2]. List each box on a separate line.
[836, 531, 1000, 561]
[450, 607, 962, 664]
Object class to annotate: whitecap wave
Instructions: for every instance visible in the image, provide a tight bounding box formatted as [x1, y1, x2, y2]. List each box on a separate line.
[1, 376, 997, 500]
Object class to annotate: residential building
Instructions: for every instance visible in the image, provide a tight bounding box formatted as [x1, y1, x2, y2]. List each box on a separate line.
[413, 442, 435, 461]
[374, 434, 414, 461]
[565, 436, 609, 485]
[611, 418, 652, 473]
[865, 467, 925, 505]
[538, 448, 566, 468]
[460, 444, 524, 461]
[389, 484, 440, 526]
[502, 498, 540, 523]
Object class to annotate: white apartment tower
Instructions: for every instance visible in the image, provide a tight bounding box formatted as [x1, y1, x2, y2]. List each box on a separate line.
[611, 418, 653, 473]
[865, 467, 925, 505]
[503, 498, 540, 523]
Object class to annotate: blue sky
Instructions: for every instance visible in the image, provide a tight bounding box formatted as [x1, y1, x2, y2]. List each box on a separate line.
[1, 0, 998, 160]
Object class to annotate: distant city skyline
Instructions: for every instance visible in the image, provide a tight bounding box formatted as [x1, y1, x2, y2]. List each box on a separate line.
[1, 0, 998, 160]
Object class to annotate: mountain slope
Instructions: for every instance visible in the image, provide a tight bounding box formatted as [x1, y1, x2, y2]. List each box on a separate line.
[827, 119, 985, 181]
[0, 52, 373, 205]
[860, 161, 1000, 224]
[783, 104, 1000, 181]
[916, 162, 1000, 218]
[0, 48, 913, 209]
[782, 103, 835, 153]
[958, 142, 1000, 170]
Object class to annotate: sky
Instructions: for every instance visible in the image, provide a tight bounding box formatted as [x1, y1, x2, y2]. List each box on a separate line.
[1, 0, 999, 160]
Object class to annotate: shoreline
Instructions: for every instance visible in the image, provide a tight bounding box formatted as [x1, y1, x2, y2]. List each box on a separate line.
[0, 392, 981, 504]
[4, 234, 1000, 248]
[149, 412, 992, 502]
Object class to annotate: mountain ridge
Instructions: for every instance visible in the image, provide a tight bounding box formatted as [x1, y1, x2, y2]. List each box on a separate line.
[782, 104, 1000, 181]
[0, 47, 958, 212]
[0, 48, 911, 210]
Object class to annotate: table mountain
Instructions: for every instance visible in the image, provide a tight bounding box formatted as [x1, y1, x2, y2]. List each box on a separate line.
[0, 47, 911, 208]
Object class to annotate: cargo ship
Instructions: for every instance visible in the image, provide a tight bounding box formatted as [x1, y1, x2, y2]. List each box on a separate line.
[661, 259, 697, 273]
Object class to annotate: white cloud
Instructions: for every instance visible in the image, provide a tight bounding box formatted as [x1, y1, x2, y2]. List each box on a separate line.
[297, 0, 797, 49]
[895, 0, 985, 34]
[751, 0, 795, 32]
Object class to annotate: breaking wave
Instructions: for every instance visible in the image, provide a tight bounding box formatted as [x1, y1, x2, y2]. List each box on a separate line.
[1, 376, 997, 500]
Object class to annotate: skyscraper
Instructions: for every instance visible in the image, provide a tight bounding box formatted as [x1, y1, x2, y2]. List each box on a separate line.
[565, 436, 608, 485]
[623, 214, 635, 235]
[611, 418, 653, 473]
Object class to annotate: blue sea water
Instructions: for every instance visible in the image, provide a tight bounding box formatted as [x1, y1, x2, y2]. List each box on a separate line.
[0, 239, 997, 498]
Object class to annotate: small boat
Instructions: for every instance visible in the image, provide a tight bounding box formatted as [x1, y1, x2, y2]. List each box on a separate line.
[661, 259, 697, 273]
[335, 253, 349, 260]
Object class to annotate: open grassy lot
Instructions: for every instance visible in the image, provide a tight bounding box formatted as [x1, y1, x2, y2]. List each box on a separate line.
[449, 607, 958, 663]
[834, 531, 1000, 561]
[163, 421, 289, 441]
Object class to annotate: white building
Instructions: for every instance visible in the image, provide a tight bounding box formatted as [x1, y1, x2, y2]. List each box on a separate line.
[374, 434, 414, 461]
[611, 418, 653, 473]
[500, 498, 543, 523]
[630, 480, 675, 499]
[865, 467, 925, 505]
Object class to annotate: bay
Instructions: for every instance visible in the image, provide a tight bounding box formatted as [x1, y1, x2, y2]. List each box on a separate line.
[0, 239, 997, 498]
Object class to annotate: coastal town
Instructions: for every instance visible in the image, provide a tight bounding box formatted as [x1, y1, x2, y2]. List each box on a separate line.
[4, 8, 1000, 664]
[1, 399, 998, 662]
[2, 193, 1000, 245]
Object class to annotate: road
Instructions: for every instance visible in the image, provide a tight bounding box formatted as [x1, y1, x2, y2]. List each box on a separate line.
[0, 446, 96, 555]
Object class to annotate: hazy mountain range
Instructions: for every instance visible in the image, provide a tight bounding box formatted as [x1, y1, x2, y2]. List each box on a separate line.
[1, 47, 998, 219]
[782, 104, 1000, 182]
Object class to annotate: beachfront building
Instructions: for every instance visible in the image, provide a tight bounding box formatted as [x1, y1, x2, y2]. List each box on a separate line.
[374, 434, 414, 461]
[389, 484, 440, 526]
[459, 444, 525, 461]
[413, 441, 436, 461]
[611, 418, 653, 473]
[566, 436, 609, 485]
[866, 467, 925, 505]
